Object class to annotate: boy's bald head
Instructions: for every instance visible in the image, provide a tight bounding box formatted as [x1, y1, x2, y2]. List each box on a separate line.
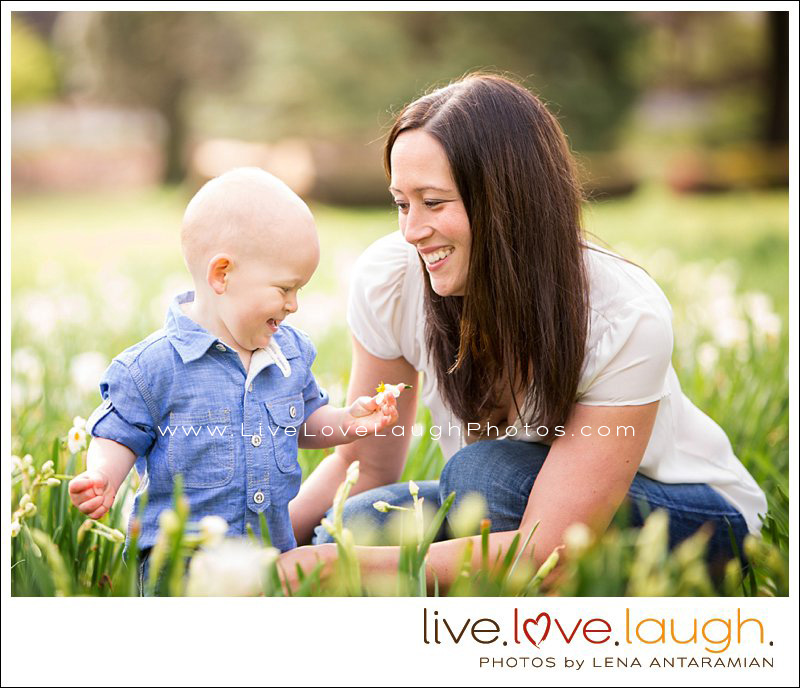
[181, 167, 316, 282]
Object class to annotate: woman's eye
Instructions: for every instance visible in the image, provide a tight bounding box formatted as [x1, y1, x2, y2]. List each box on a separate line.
[393, 200, 409, 212]
[424, 200, 442, 209]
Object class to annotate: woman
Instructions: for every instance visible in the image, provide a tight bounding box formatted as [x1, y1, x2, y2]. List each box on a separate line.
[282, 73, 767, 590]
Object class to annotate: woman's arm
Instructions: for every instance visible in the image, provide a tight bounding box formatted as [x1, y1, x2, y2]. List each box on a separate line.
[289, 336, 419, 545]
[282, 400, 659, 591]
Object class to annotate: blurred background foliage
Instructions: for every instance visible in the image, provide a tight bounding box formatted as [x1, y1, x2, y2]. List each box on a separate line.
[11, 10, 788, 199]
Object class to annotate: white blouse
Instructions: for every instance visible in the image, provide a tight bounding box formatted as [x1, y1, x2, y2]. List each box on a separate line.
[347, 231, 768, 535]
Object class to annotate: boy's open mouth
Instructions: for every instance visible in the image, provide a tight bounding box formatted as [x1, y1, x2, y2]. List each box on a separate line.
[267, 318, 281, 333]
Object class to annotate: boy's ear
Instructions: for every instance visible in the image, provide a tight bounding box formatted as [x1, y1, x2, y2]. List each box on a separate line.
[207, 253, 232, 294]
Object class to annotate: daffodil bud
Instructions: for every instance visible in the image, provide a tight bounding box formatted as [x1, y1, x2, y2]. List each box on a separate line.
[345, 460, 360, 486]
[320, 518, 336, 536]
[77, 519, 94, 543]
[408, 480, 419, 498]
[41, 460, 54, 474]
[11, 520, 21, 537]
[534, 546, 562, 581]
[19, 494, 31, 508]
[158, 509, 180, 536]
[24, 502, 37, 516]
[372, 501, 391, 513]
[46, 478, 61, 487]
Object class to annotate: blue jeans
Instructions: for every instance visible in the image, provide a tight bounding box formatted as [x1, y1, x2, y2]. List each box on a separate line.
[312, 439, 751, 577]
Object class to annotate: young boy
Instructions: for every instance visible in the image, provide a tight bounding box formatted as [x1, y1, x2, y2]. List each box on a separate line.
[68, 167, 402, 566]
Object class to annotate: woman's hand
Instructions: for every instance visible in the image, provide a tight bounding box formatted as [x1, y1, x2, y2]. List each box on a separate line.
[276, 543, 338, 595]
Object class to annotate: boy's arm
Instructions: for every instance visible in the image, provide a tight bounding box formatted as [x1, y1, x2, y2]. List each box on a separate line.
[68, 437, 137, 520]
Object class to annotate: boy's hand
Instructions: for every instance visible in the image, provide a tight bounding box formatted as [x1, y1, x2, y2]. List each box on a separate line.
[342, 383, 410, 437]
[69, 470, 117, 520]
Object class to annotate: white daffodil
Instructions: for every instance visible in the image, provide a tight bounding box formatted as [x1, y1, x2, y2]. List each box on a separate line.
[563, 522, 594, 554]
[11, 348, 44, 385]
[69, 352, 108, 396]
[72, 416, 87, 430]
[67, 426, 87, 455]
[374, 382, 411, 405]
[187, 540, 279, 596]
[696, 342, 719, 374]
[199, 515, 229, 546]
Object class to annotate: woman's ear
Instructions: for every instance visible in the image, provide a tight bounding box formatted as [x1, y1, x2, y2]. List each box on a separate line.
[207, 253, 232, 294]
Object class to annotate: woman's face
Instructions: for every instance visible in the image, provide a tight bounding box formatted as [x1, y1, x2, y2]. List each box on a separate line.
[389, 129, 471, 297]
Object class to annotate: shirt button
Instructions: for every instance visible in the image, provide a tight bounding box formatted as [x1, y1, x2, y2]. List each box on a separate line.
[215, 343, 226, 352]
[253, 490, 265, 504]
[251, 434, 262, 447]
[289, 405, 297, 419]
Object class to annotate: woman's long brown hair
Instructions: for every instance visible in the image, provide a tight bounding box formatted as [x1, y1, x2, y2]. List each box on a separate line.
[383, 73, 590, 439]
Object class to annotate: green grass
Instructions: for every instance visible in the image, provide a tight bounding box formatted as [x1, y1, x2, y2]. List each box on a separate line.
[10, 183, 789, 596]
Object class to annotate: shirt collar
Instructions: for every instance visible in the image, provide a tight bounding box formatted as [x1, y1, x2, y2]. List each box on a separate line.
[165, 290, 298, 366]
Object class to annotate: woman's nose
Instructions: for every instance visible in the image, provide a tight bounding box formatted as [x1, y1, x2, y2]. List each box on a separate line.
[402, 206, 434, 245]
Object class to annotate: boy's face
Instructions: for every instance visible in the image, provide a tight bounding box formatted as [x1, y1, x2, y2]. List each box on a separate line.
[218, 233, 319, 351]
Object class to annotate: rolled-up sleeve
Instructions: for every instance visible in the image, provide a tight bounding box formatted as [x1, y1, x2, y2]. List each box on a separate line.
[86, 360, 156, 457]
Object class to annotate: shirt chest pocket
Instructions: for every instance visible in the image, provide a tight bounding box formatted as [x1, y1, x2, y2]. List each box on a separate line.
[166, 408, 235, 489]
[265, 395, 304, 473]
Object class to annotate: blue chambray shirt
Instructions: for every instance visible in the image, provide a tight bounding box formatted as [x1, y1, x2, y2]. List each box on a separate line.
[86, 290, 329, 554]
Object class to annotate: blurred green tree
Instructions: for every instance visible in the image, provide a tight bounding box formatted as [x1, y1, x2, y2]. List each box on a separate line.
[219, 11, 642, 152]
[67, 12, 247, 183]
[11, 14, 59, 105]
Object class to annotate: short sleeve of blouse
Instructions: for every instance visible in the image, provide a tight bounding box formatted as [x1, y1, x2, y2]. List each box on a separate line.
[579, 305, 674, 406]
[346, 232, 410, 360]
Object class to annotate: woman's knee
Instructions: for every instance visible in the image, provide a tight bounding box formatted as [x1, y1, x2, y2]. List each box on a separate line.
[439, 439, 548, 505]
